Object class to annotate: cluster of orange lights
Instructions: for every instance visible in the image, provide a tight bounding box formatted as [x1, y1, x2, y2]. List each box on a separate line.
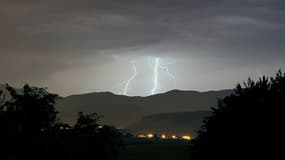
[137, 133, 192, 141]
[181, 136, 192, 140]
[147, 134, 154, 138]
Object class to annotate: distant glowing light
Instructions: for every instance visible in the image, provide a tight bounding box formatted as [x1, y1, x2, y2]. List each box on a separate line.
[123, 61, 137, 95]
[182, 136, 192, 141]
[137, 133, 191, 140]
[147, 134, 154, 139]
[137, 134, 146, 138]
[151, 58, 160, 95]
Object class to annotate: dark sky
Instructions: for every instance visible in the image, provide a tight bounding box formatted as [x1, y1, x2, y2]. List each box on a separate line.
[1, 0, 285, 96]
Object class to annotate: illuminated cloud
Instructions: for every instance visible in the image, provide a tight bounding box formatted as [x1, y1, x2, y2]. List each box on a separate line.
[0, 0, 285, 96]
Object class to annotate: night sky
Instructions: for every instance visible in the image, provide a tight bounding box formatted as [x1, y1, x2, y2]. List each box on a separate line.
[1, 0, 285, 96]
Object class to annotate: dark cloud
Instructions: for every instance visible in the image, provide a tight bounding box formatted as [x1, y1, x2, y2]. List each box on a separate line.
[0, 0, 285, 95]
[1, 0, 284, 54]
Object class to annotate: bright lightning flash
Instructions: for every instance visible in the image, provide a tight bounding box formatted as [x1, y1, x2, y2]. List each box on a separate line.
[151, 58, 160, 95]
[122, 57, 177, 96]
[151, 58, 177, 95]
[159, 64, 177, 89]
[124, 62, 137, 95]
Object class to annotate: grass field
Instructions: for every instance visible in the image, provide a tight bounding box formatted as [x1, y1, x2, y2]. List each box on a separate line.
[119, 138, 191, 160]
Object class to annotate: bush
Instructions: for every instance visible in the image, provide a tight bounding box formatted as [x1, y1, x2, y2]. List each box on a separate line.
[0, 84, 122, 160]
[192, 71, 284, 160]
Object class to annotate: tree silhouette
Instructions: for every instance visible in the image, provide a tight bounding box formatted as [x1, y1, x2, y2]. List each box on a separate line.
[191, 71, 284, 160]
[3, 84, 58, 133]
[0, 90, 5, 109]
[72, 112, 121, 160]
[74, 112, 103, 134]
[0, 84, 122, 160]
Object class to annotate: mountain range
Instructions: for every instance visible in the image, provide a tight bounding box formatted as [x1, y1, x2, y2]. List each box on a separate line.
[56, 90, 232, 129]
[1, 84, 232, 135]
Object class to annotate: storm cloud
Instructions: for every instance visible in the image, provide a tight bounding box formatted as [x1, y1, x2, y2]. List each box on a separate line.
[1, 0, 285, 96]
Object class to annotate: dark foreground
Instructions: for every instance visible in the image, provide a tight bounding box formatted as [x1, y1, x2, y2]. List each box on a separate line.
[120, 138, 191, 160]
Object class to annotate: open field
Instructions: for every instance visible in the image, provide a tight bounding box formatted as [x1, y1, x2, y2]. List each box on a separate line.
[119, 138, 191, 160]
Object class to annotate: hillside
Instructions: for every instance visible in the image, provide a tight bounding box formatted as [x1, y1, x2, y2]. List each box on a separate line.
[56, 89, 232, 128]
[126, 111, 211, 136]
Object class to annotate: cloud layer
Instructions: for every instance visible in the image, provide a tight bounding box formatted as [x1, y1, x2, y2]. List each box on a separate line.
[1, 0, 285, 96]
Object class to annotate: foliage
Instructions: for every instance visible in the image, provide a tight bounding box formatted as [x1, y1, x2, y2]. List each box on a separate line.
[0, 84, 122, 160]
[2, 84, 58, 133]
[74, 112, 103, 133]
[191, 71, 284, 160]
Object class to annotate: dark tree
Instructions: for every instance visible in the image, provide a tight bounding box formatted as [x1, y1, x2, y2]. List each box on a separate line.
[0, 84, 59, 159]
[0, 85, 122, 160]
[0, 90, 6, 130]
[74, 112, 103, 133]
[71, 112, 121, 160]
[191, 71, 284, 160]
[2, 84, 58, 133]
[0, 90, 5, 108]
[0, 90, 4, 111]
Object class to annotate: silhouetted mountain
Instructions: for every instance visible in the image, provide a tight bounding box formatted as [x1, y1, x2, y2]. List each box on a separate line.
[56, 89, 232, 128]
[126, 111, 211, 136]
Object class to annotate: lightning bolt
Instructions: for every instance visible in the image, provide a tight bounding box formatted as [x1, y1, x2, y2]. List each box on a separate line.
[122, 57, 176, 96]
[123, 62, 137, 95]
[151, 58, 160, 95]
[159, 64, 177, 89]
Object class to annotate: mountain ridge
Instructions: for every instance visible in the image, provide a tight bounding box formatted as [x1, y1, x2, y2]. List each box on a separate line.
[62, 89, 231, 99]
[56, 89, 232, 128]
[1, 85, 232, 135]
